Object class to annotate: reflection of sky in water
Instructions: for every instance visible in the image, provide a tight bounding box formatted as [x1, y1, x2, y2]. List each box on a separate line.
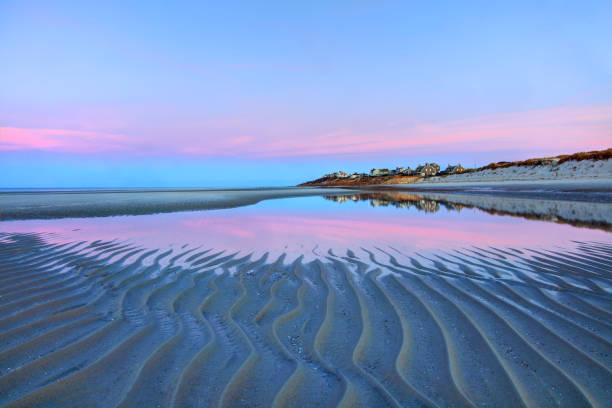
[1, 195, 609, 261]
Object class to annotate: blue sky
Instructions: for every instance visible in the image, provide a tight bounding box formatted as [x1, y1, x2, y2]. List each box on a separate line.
[1, 1, 611, 187]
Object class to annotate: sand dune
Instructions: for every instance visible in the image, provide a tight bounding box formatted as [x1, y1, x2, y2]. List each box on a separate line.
[1, 233, 611, 407]
[414, 158, 612, 185]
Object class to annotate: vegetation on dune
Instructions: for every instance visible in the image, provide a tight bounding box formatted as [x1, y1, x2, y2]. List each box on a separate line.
[556, 148, 612, 164]
[478, 148, 612, 171]
[299, 148, 611, 186]
[300, 174, 419, 187]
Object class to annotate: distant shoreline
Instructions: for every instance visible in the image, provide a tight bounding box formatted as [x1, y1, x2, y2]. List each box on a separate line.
[0, 187, 356, 221]
[299, 148, 612, 188]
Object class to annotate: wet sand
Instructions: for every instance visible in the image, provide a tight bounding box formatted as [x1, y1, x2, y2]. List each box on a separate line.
[1, 233, 611, 407]
[0, 188, 356, 220]
[381, 180, 612, 202]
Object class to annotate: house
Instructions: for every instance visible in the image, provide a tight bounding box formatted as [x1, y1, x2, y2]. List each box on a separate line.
[370, 168, 390, 176]
[395, 166, 412, 175]
[442, 163, 465, 174]
[335, 171, 350, 178]
[414, 163, 439, 177]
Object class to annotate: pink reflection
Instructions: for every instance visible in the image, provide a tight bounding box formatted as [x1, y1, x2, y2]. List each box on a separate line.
[1, 208, 608, 261]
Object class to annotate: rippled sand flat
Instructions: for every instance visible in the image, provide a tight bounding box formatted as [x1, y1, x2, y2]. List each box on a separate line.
[1, 233, 611, 407]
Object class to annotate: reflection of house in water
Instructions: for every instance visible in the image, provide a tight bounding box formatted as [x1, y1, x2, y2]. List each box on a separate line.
[417, 199, 440, 212]
[331, 195, 351, 203]
[443, 202, 465, 211]
[327, 194, 361, 203]
[371, 199, 390, 207]
[323, 191, 612, 232]
[325, 192, 443, 213]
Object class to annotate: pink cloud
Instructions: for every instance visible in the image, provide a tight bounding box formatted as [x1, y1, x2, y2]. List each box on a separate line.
[3, 103, 610, 157]
[244, 104, 612, 157]
[0, 127, 127, 153]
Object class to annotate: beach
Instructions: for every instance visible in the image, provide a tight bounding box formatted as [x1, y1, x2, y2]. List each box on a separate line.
[4, 1, 611, 405]
[0, 189, 611, 407]
[0, 187, 355, 221]
[300, 153, 612, 191]
[388, 178, 612, 194]
[412, 156, 612, 185]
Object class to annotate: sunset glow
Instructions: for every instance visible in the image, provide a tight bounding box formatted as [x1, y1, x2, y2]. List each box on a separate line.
[1, 1, 611, 186]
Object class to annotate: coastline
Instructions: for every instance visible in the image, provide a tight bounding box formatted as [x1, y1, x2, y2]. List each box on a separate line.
[2, 181, 610, 228]
[392, 177, 612, 190]
[2, 167, 611, 407]
[299, 150, 612, 192]
[0, 187, 358, 221]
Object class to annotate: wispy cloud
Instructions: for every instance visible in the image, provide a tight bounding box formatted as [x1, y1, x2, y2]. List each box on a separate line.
[244, 104, 612, 157]
[3, 103, 610, 158]
[0, 127, 127, 153]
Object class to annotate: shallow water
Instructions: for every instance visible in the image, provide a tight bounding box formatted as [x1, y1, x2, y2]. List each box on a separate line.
[1, 191, 611, 407]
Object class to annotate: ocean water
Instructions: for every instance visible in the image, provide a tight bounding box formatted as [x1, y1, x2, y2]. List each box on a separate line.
[1, 190, 611, 407]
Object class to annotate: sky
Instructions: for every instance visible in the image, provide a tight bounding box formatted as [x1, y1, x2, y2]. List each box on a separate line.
[1, 0, 611, 187]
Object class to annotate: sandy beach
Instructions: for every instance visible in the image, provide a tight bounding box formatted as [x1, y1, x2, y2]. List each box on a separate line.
[388, 178, 612, 193]
[0, 189, 611, 407]
[0, 232, 611, 407]
[412, 157, 612, 186]
[0, 187, 356, 221]
[4, 1, 611, 405]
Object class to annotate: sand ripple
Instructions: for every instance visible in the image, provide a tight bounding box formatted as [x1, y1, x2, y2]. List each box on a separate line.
[1, 233, 611, 407]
